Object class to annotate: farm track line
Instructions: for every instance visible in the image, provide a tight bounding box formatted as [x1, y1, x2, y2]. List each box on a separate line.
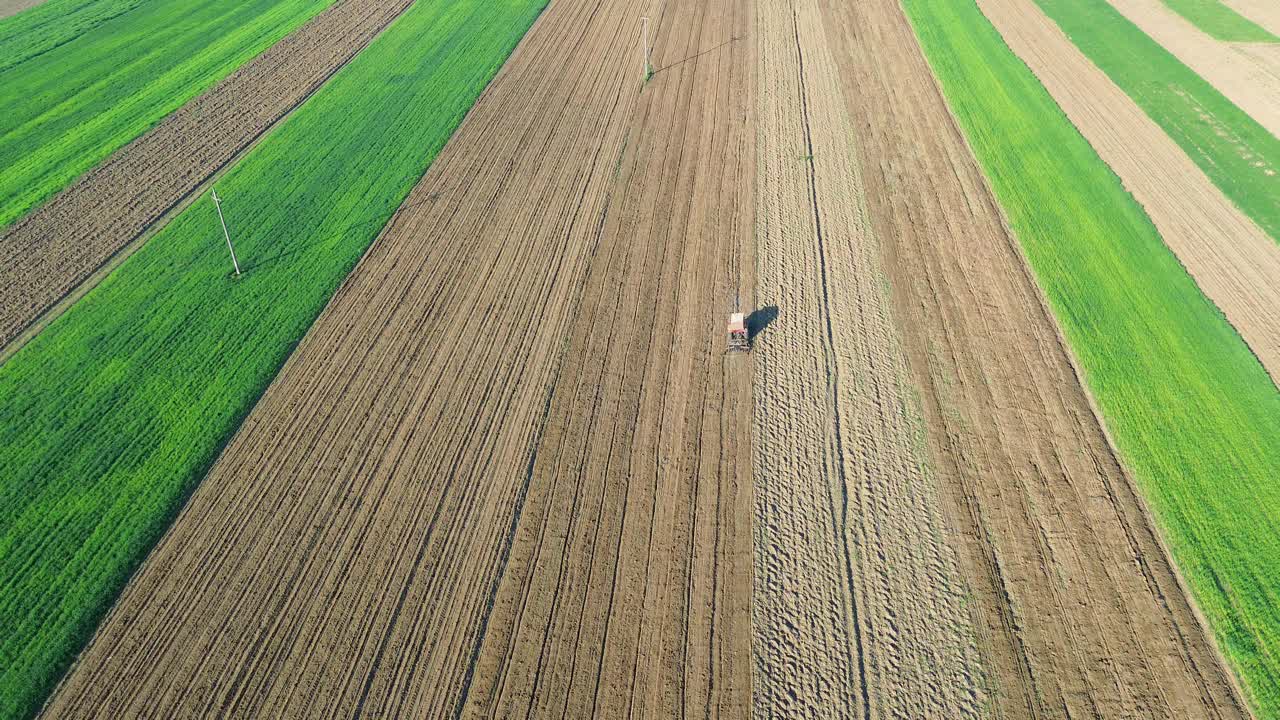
[981, 0, 1280, 410]
[1104, 0, 1280, 142]
[42, 0, 755, 715]
[819, 0, 1251, 717]
[0, 0, 415, 355]
[750, 0, 986, 715]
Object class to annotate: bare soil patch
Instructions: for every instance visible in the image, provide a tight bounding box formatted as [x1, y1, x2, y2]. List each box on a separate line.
[0, 0, 42, 20]
[819, 0, 1252, 716]
[456, 0, 755, 713]
[750, 0, 986, 716]
[0, 0, 414, 352]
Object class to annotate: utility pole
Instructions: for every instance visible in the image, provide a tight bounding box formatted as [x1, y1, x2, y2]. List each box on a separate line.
[641, 16, 651, 79]
[211, 188, 241, 277]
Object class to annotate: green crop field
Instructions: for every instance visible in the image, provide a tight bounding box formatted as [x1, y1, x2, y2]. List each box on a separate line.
[903, 0, 1280, 714]
[0, 0, 142, 71]
[1031, 0, 1280, 243]
[0, 0, 545, 715]
[0, 0, 333, 228]
[1159, 0, 1278, 42]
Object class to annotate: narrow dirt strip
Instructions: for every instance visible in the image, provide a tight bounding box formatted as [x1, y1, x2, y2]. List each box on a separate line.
[1105, 0, 1280, 139]
[750, 0, 986, 715]
[981, 0, 1280, 385]
[1223, 0, 1280, 36]
[0, 0, 414, 353]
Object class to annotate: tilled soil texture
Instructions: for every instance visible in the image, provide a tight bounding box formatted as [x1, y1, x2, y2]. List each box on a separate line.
[1105, 0, 1280, 139]
[982, 0, 1280, 402]
[818, 0, 1251, 717]
[43, 0, 756, 715]
[750, 0, 986, 716]
[0, 0, 414, 352]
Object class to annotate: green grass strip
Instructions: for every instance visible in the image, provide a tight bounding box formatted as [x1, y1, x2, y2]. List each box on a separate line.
[0, 0, 334, 228]
[0, 0, 546, 715]
[0, 0, 143, 71]
[1031, 0, 1280, 243]
[1160, 0, 1278, 42]
[902, 0, 1280, 714]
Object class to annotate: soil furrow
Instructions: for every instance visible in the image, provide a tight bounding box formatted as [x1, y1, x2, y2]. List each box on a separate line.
[460, 0, 755, 714]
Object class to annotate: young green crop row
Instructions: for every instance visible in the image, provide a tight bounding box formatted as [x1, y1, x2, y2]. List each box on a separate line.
[1158, 0, 1277, 42]
[902, 0, 1280, 715]
[0, 0, 333, 228]
[0, 0, 546, 715]
[1032, 0, 1280, 243]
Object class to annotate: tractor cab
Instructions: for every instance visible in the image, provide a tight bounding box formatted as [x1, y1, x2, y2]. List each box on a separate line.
[728, 312, 750, 351]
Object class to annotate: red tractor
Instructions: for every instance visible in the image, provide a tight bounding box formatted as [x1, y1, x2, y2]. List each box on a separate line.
[728, 312, 750, 352]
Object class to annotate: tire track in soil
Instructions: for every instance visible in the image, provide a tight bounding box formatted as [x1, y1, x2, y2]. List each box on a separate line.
[751, 0, 987, 716]
[818, 0, 1253, 717]
[40, 0, 754, 715]
[0, 0, 415, 354]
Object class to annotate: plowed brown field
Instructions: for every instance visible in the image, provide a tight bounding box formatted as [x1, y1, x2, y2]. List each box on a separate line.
[1105, 0, 1280, 138]
[0, 0, 414, 353]
[750, 0, 986, 716]
[981, 0, 1280, 390]
[818, 0, 1251, 717]
[42, 0, 754, 714]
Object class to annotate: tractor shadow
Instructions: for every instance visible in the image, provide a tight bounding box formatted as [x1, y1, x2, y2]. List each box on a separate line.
[747, 305, 778, 341]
